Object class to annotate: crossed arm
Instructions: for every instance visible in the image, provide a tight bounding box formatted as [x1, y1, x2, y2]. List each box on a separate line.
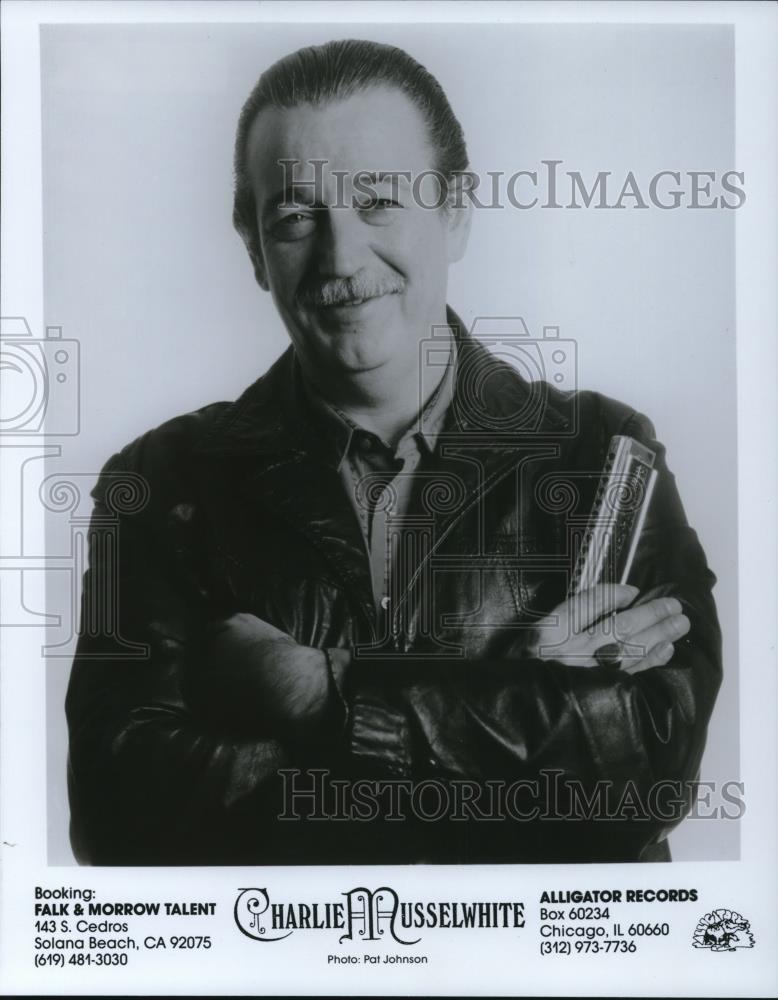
[65, 421, 722, 863]
[201, 584, 692, 754]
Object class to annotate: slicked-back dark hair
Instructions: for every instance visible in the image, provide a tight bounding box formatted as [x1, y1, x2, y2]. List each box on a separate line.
[232, 38, 469, 283]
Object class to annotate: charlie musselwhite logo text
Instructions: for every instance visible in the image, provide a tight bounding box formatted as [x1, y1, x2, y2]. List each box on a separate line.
[233, 886, 525, 946]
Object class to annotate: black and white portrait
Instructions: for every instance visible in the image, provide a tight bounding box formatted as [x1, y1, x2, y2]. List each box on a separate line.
[35, 21, 740, 868]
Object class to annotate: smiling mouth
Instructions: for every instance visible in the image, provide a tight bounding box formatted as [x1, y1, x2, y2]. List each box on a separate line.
[316, 286, 406, 311]
[321, 294, 381, 310]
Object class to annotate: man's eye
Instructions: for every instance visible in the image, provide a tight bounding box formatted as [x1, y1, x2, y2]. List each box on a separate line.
[354, 197, 402, 225]
[270, 212, 316, 240]
[355, 196, 400, 211]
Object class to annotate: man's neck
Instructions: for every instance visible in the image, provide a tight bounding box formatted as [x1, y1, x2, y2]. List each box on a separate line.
[301, 327, 456, 447]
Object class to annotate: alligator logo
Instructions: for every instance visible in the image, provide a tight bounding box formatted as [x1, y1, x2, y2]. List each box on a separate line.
[692, 909, 754, 952]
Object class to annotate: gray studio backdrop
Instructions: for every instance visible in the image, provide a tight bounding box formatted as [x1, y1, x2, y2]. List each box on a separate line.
[41, 22, 738, 863]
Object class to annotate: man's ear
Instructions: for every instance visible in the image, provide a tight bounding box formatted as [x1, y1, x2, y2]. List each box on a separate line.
[444, 172, 474, 265]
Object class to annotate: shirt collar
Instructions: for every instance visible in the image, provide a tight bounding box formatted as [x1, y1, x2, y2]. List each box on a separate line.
[296, 332, 457, 470]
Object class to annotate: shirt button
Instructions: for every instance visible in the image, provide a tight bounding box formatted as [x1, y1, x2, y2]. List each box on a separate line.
[380, 596, 391, 611]
[359, 435, 373, 452]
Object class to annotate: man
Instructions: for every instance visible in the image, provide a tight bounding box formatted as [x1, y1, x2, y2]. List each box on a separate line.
[65, 39, 721, 865]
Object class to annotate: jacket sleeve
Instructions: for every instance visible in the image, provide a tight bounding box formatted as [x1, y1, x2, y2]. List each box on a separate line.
[65, 444, 295, 865]
[342, 410, 722, 839]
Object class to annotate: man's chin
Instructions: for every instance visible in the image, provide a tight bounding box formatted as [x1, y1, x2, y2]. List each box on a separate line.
[310, 324, 399, 376]
[312, 292, 393, 333]
[324, 339, 394, 376]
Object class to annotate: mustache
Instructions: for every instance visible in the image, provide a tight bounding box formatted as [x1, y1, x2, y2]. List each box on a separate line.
[295, 273, 406, 308]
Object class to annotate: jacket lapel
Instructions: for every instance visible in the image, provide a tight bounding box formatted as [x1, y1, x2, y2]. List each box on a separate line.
[413, 329, 570, 543]
[193, 348, 378, 634]
[386, 332, 571, 636]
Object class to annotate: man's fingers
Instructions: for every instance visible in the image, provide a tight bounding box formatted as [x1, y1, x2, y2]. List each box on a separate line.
[617, 612, 690, 659]
[535, 586, 682, 667]
[622, 640, 675, 675]
[537, 589, 642, 661]
[535, 642, 599, 667]
[539, 619, 623, 662]
[614, 597, 683, 639]
[570, 583, 639, 632]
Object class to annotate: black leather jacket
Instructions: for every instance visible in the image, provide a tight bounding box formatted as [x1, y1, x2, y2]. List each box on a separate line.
[65, 322, 722, 865]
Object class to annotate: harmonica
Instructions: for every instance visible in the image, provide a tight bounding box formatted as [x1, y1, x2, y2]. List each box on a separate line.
[568, 435, 658, 596]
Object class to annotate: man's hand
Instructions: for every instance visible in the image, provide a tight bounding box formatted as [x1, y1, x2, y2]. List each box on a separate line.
[529, 584, 690, 675]
[204, 613, 337, 738]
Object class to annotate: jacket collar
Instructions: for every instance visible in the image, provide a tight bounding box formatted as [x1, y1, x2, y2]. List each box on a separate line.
[194, 307, 569, 458]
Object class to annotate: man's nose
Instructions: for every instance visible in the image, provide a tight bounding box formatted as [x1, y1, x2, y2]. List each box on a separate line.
[314, 208, 369, 278]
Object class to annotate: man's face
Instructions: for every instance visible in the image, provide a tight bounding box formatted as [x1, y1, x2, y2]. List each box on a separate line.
[245, 86, 470, 380]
